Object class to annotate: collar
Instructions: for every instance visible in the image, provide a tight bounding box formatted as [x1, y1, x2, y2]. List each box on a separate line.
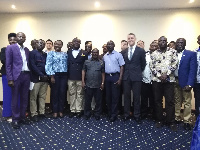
[72, 48, 81, 51]
[197, 47, 200, 52]
[106, 50, 115, 55]
[177, 49, 185, 54]
[129, 45, 136, 50]
[91, 58, 99, 61]
[17, 43, 24, 49]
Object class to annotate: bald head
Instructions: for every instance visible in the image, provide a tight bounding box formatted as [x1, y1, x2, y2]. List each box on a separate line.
[16, 32, 26, 46]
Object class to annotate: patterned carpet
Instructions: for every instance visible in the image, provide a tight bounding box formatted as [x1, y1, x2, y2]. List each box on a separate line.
[0, 114, 192, 150]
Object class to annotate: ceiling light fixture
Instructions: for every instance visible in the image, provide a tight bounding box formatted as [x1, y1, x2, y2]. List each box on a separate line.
[189, 0, 195, 3]
[95, 1, 100, 8]
[11, 5, 16, 9]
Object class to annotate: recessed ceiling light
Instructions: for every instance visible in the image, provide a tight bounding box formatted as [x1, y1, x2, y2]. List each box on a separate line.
[95, 1, 100, 8]
[189, 0, 195, 3]
[11, 5, 16, 9]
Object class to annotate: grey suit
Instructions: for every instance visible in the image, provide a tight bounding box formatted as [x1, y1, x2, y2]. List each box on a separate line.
[121, 46, 146, 118]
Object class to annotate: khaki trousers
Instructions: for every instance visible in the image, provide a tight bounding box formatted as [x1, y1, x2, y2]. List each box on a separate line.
[30, 82, 48, 117]
[174, 79, 192, 123]
[68, 80, 84, 113]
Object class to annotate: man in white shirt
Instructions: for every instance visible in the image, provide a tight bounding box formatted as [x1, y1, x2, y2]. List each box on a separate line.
[6, 32, 31, 129]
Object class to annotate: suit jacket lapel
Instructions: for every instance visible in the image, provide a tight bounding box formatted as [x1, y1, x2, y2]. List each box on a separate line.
[15, 44, 23, 61]
[179, 50, 186, 66]
[131, 47, 138, 61]
[124, 49, 130, 62]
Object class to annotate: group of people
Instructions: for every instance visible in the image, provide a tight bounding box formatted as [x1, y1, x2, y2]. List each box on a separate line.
[1, 31, 200, 132]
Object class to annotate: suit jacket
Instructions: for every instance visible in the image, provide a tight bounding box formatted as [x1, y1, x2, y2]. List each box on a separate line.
[178, 50, 197, 88]
[6, 43, 30, 81]
[68, 49, 88, 80]
[121, 46, 146, 81]
[29, 49, 47, 83]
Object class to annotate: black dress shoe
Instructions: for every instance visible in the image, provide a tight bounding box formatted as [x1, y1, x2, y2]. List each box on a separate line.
[31, 115, 39, 122]
[110, 117, 117, 122]
[85, 116, 90, 120]
[184, 123, 192, 130]
[175, 120, 181, 124]
[11, 122, 20, 129]
[59, 113, 64, 118]
[124, 116, 131, 121]
[20, 119, 31, 125]
[95, 116, 100, 120]
[155, 122, 163, 128]
[135, 117, 142, 124]
[170, 123, 177, 132]
[53, 113, 58, 119]
[77, 112, 82, 118]
[69, 112, 76, 118]
[39, 114, 46, 119]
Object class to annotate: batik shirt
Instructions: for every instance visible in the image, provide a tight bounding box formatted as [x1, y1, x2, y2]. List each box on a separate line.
[150, 48, 178, 82]
[45, 51, 68, 75]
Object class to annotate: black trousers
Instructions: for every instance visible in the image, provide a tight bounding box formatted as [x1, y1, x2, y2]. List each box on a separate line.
[141, 82, 154, 117]
[152, 81, 175, 123]
[51, 73, 67, 113]
[194, 83, 200, 117]
[101, 88, 107, 114]
[105, 74, 120, 118]
[123, 79, 142, 118]
[118, 84, 123, 114]
[84, 86, 102, 117]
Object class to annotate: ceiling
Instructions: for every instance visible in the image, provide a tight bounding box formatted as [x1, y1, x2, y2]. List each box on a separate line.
[0, 0, 199, 13]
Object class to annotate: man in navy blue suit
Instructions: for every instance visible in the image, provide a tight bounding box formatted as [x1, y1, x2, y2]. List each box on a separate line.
[174, 38, 197, 130]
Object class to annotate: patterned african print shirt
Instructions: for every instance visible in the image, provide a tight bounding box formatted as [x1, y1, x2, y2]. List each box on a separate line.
[150, 48, 178, 82]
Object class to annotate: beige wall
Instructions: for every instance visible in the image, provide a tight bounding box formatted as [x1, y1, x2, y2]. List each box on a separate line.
[0, 8, 200, 109]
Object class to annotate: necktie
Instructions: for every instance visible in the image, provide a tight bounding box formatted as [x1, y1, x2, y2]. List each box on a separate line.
[129, 47, 133, 60]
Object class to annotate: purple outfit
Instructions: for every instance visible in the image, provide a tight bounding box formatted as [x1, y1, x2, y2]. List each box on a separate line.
[6, 43, 30, 122]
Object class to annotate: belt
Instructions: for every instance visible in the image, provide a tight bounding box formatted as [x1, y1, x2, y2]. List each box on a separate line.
[21, 71, 30, 74]
[105, 72, 119, 76]
[55, 72, 68, 76]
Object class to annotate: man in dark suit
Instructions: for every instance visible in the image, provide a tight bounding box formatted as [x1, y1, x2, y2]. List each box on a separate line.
[6, 32, 30, 129]
[29, 39, 48, 122]
[68, 37, 88, 118]
[174, 38, 197, 130]
[121, 33, 146, 123]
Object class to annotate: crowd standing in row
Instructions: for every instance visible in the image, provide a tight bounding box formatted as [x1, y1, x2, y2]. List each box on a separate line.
[1, 32, 200, 132]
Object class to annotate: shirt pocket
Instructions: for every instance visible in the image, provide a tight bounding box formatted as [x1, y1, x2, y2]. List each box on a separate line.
[95, 65, 102, 71]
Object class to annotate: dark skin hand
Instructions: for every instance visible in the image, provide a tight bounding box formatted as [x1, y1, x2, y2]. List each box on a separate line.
[183, 85, 192, 92]
[158, 73, 168, 82]
[100, 84, 104, 90]
[8, 80, 14, 87]
[51, 76, 55, 84]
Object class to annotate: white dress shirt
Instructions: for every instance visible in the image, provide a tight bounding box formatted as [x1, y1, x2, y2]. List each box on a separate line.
[174, 50, 183, 77]
[128, 45, 136, 60]
[17, 43, 29, 71]
[72, 49, 80, 58]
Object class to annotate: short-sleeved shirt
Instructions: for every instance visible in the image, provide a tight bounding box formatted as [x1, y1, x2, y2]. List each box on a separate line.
[103, 50, 125, 74]
[83, 59, 105, 88]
